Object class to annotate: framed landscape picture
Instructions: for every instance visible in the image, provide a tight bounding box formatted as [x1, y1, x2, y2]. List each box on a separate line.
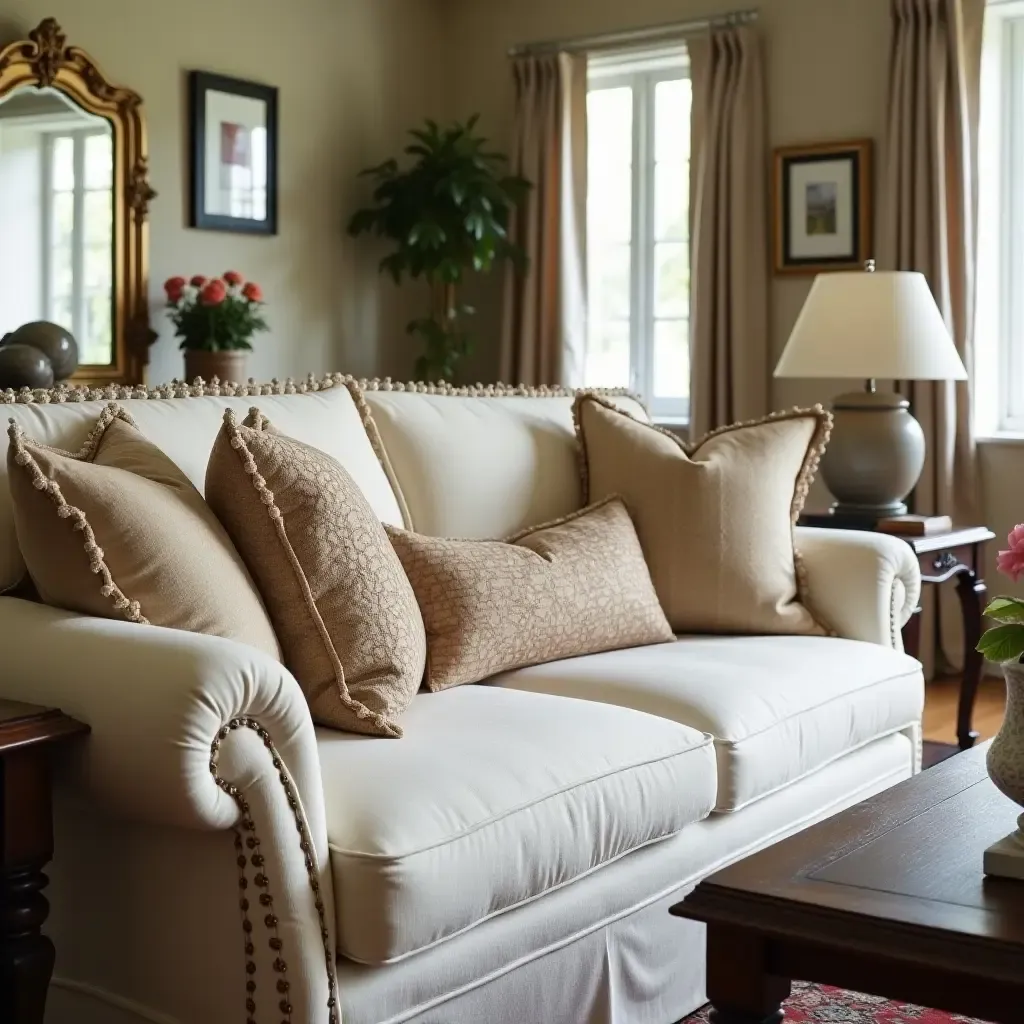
[773, 140, 872, 274]
[189, 71, 278, 235]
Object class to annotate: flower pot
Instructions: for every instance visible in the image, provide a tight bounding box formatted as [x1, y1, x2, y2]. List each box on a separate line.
[183, 350, 247, 386]
[989, 662, 1024, 807]
[984, 662, 1024, 879]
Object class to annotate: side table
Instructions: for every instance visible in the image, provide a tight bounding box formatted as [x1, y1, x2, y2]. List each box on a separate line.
[801, 517, 995, 750]
[0, 701, 88, 1024]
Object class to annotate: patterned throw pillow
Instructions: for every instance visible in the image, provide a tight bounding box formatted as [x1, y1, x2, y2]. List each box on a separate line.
[574, 392, 831, 636]
[205, 408, 426, 738]
[6, 403, 280, 657]
[386, 497, 674, 691]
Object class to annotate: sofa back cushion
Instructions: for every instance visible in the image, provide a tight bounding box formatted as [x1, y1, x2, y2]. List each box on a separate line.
[8, 405, 281, 658]
[0, 382, 404, 594]
[364, 388, 646, 538]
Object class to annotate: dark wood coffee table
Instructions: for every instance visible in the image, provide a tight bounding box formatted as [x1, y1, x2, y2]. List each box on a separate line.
[671, 743, 1024, 1024]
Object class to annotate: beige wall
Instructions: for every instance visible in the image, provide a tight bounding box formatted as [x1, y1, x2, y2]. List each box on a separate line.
[441, 0, 893, 433]
[443, 0, 1024, 627]
[0, 0, 445, 384]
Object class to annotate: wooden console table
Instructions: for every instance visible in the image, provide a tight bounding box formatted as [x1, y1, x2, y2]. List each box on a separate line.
[0, 701, 88, 1024]
[801, 517, 995, 750]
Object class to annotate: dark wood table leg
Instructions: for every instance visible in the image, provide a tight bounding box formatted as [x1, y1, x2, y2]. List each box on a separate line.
[705, 925, 790, 1024]
[955, 568, 986, 751]
[0, 748, 57, 1024]
[902, 606, 923, 660]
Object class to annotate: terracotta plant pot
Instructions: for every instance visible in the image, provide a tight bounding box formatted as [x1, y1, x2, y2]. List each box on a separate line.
[183, 349, 248, 385]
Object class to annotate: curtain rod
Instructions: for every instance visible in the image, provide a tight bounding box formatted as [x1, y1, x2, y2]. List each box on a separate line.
[507, 8, 759, 58]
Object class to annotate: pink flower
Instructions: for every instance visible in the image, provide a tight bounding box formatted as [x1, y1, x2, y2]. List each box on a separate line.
[241, 281, 263, 302]
[200, 279, 227, 306]
[223, 270, 244, 286]
[997, 524, 1024, 582]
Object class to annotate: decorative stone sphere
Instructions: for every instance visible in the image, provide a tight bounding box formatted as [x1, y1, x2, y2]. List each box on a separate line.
[0, 344, 55, 389]
[6, 321, 78, 380]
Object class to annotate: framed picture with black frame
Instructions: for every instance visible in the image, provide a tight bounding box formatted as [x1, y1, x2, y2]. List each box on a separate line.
[189, 71, 278, 235]
[773, 139, 872, 274]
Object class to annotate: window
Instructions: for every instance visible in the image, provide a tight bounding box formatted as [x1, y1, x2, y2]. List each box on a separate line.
[42, 128, 113, 364]
[585, 49, 691, 421]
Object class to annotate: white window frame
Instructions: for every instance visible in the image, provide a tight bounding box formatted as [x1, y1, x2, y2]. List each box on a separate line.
[40, 126, 108, 350]
[979, 0, 1024, 434]
[588, 50, 690, 423]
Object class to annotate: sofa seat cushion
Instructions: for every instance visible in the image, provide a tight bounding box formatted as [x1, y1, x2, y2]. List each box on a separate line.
[492, 635, 923, 812]
[318, 685, 716, 965]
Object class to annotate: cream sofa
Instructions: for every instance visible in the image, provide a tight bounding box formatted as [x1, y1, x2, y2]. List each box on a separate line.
[0, 377, 924, 1024]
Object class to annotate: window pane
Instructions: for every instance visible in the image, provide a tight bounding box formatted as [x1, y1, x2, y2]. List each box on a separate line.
[83, 291, 112, 364]
[585, 320, 630, 388]
[588, 87, 633, 164]
[588, 86, 633, 245]
[654, 242, 688, 318]
[51, 191, 74, 302]
[653, 319, 689, 400]
[50, 293, 74, 335]
[84, 188, 112, 248]
[51, 135, 75, 192]
[655, 78, 691, 166]
[590, 243, 631, 323]
[85, 131, 112, 190]
[655, 160, 689, 242]
[589, 159, 632, 243]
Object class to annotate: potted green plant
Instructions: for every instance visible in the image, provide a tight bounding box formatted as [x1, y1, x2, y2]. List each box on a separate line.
[164, 271, 268, 384]
[348, 116, 530, 382]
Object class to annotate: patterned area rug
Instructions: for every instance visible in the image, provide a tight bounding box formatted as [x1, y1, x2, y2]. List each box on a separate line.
[685, 982, 989, 1022]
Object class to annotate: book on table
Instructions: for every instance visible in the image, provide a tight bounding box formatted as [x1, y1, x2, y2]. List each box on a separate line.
[876, 514, 953, 537]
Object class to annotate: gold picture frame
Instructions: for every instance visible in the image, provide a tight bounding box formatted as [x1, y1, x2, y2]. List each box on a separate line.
[773, 139, 873, 276]
[0, 18, 157, 384]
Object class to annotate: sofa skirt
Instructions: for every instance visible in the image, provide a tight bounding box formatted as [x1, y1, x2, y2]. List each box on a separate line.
[335, 731, 913, 1024]
[44, 731, 913, 1024]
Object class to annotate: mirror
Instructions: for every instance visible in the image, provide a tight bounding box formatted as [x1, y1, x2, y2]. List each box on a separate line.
[0, 89, 113, 366]
[0, 19, 156, 385]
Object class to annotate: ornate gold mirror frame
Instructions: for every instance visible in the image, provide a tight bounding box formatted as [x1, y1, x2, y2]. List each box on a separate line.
[0, 18, 156, 384]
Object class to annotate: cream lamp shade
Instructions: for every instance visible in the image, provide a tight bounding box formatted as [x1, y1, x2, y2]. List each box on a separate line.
[774, 270, 967, 381]
[773, 268, 966, 524]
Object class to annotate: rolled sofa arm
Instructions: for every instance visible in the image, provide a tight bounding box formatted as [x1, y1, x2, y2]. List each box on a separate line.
[0, 597, 338, 1023]
[795, 527, 922, 650]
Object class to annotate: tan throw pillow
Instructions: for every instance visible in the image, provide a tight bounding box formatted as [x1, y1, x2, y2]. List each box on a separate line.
[386, 497, 674, 691]
[574, 394, 831, 636]
[6, 404, 280, 658]
[205, 408, 426, 738]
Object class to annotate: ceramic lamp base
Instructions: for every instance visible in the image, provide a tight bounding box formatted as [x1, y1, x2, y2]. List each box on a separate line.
[820, 389, 926, 523]
[984, 822, 1024, 880]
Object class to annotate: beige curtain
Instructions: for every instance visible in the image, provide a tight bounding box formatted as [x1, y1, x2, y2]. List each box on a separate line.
[501, 53, 588, 387]
[880, 0, 985, 673]
[688, 26, 769, 439]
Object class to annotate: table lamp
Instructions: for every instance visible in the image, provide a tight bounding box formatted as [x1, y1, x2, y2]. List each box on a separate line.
[774, 262, 967, 524]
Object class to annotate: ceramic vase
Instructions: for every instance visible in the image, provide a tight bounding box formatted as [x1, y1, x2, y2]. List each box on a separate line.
[183, 349, 247, 386]
[985, 662, 1024, 872]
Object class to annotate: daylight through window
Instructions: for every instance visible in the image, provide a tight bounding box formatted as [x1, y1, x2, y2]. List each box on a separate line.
[585, 48, 691, 421]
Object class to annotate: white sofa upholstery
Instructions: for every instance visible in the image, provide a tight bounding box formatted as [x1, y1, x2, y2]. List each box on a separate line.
[492, 635, 924, 811]
[320, 686, 717, 965]
[0, 378, 923, 1024]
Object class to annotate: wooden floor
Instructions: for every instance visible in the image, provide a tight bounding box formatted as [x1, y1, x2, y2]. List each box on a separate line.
[923, 674, 1006, 745]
